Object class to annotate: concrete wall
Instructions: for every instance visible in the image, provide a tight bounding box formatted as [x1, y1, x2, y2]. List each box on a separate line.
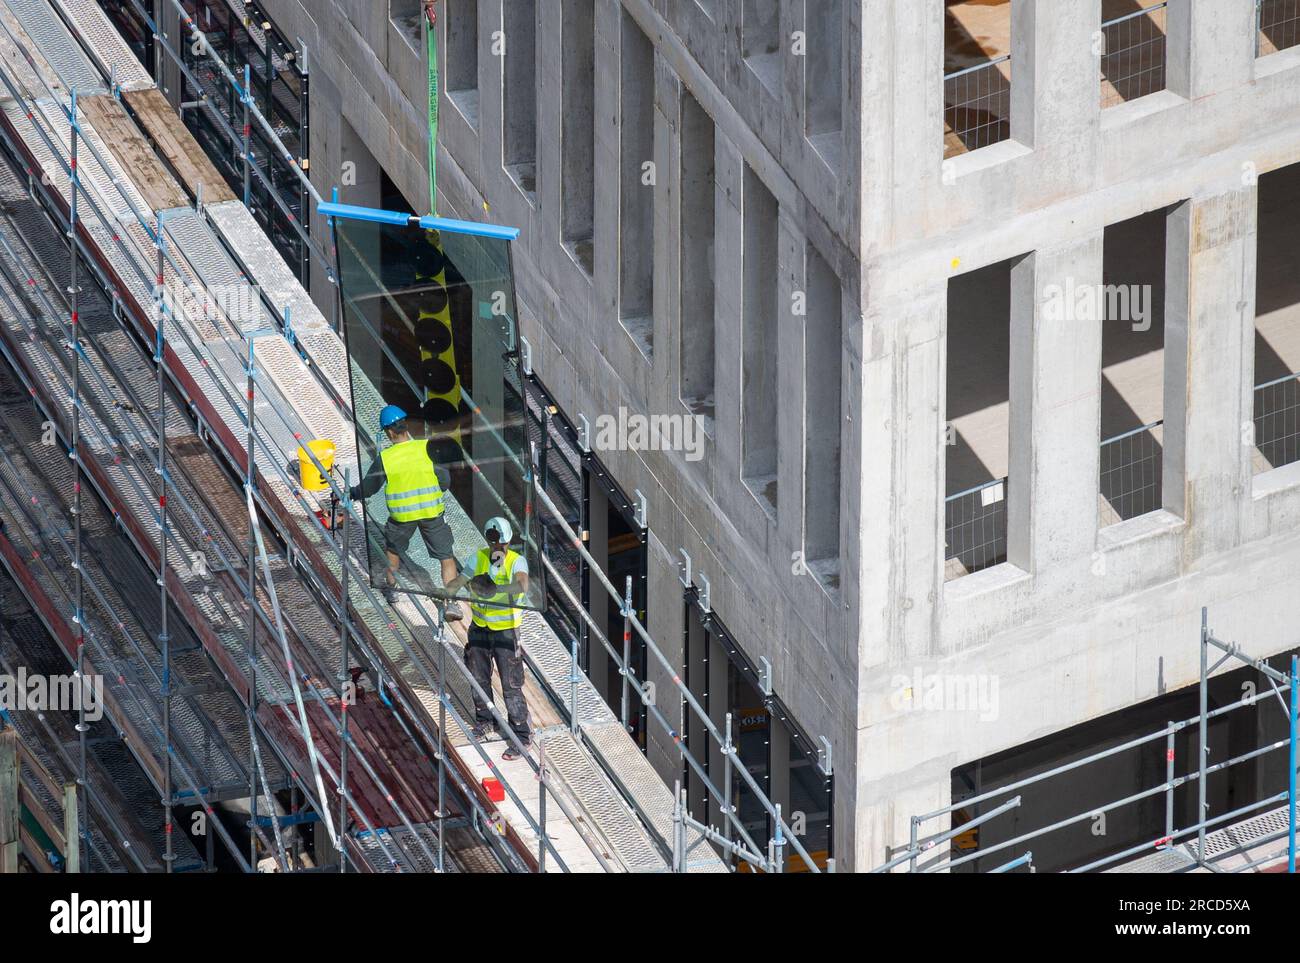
[857, 0, 1300, 870]
[254, 0, 1300, 872]
[259, 0, 864, 863]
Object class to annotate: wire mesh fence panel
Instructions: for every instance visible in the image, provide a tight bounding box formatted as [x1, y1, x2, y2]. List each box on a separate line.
[1099, 422, 1164, 524]
[1258, 0, 1300, 55]
[1100, 4, 1168, 108]
[944, 478, 1008, 580]
[943, 57, 1011, 159]
[1253, 375, 1300, 471]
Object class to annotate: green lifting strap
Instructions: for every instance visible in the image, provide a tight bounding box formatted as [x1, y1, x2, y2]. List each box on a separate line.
[425, 3, 439, 215]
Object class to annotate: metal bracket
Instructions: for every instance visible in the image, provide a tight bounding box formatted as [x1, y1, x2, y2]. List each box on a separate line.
[817, 736, 833, 776]
[758, 656, 772, 696]
[576, 413, 591, 453]
[678, 549, 692, 588]
[698, 572, 711, 613]
[633, 488, 647, 529]
[519, 335, 532, 376]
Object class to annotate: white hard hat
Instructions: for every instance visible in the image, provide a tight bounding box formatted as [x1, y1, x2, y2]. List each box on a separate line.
[483, 516, 513, 543]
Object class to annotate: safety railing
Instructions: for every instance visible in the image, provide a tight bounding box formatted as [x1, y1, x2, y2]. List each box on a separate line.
[944, 476, 1008, 580]
[34, 4, 819, 872]
[1254, 372, 1300, 471]
[0, 45, 568, 873]
[1100, 2, 1168, 108]
[1258, 0, 1300, 56]
[874, 610, 1300, 874]
[1099, 420, 1163, 523]
[329, 212, 821, 872]
[943, 56, 1011, 159]
[0, 167, 459, 872]
[107, 0, 320, 288]
[0, 647, 151, 873]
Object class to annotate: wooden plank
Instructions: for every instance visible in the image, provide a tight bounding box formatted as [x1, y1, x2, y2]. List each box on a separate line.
[79, 94, 188, 214]
[123, 88, 237, 204]
[18, 743, 61, 800]
[0, 729, 18, 873]
[18, 783, 66, 855]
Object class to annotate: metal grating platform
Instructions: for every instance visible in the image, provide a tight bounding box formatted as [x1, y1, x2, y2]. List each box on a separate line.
[1108, 805, 1295, 873]
[50, 0, 154, 92]
[0, 0, 102, 95]
[0, 0, 731, 873]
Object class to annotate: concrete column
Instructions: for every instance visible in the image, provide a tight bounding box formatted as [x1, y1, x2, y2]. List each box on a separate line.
[536, 0, 564, 242]
[478, 0, 506, 195]
[854, 733, 952, 873]
[873, 282, 944, 666]
[870, 0, 941, 208]
[591, 0, 623, 358]
[776, 210, 806, 557]
[1007, 233, 1105, 574]
[1010, 0, 1099, 157]
[339, 116, 384, 210]
[1163, 188, 1256, 559]
[712, 129, 745, 524]
[1166, 0, 1257, 101]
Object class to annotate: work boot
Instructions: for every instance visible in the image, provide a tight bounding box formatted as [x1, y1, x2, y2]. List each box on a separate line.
[503, 739, 531, 762]
[469, 722, 492, 741]
[443, 600, 465, 623]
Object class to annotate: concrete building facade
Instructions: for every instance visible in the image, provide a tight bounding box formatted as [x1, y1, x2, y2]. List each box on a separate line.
[247, 0, 1300, 870]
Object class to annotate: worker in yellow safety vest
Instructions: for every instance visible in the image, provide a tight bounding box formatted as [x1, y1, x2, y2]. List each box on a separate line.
[446, 516, 532, 758]
[350, 404, 463, 618]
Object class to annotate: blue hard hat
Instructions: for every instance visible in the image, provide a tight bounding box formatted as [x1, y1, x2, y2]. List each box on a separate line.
[379, 405, 408, 430]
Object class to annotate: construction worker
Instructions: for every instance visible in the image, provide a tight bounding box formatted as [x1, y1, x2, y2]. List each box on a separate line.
[446, 516, 532, 759]
[350, 404, 463, 618]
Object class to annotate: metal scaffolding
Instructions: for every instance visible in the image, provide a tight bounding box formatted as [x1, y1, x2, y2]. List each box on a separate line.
[872, 608, 1300, 874]
[90, 0, 818, 873]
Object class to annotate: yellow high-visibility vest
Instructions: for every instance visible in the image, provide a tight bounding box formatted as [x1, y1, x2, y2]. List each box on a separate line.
[380, 439, 446, 522]
[469, 548, 524, 631]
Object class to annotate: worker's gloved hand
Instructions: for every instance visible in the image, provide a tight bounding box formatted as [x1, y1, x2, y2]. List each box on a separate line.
[469, 574, 497, 596]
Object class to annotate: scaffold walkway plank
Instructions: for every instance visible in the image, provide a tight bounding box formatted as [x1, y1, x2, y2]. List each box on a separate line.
[0, 0, 727, 872]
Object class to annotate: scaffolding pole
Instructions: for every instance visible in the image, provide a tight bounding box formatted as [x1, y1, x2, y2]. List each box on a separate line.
[337, 470, 351, 874]
[876, 608, 1300, 873]
[0, 77, 441, 873]
[245, 333, 258, 868]
[66, 86, 91, 874]
[1289, 654, 1296, 873]
[0, 28, 670, 873]
[153, 208, 175, 872]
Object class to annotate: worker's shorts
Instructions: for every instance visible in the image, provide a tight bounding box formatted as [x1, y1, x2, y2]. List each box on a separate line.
[382, 514, 455, 561]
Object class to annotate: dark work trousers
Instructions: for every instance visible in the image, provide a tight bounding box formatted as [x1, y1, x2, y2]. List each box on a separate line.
[464, 624, 531, 740]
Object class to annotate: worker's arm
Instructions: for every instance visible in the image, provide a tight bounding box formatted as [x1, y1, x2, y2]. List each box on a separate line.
[507, 570, 529, 597]
[350, 458, 386, 502]
[444, 553, 471, 595]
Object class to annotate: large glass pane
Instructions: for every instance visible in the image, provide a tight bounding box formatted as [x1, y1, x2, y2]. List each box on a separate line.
[334, 209, 543, 611]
